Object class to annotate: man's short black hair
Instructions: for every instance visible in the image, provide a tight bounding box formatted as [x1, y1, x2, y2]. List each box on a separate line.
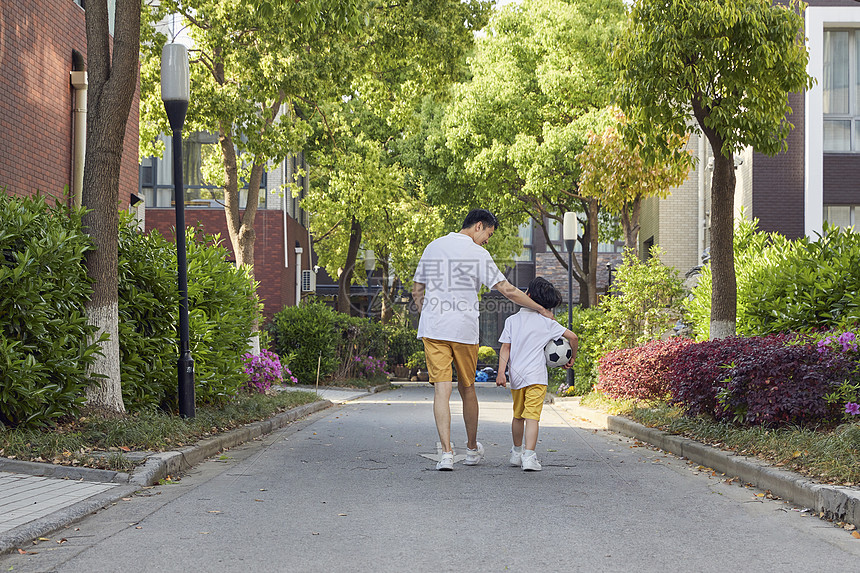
[527, 276, 562, 310]
[461, 209, 499, 231]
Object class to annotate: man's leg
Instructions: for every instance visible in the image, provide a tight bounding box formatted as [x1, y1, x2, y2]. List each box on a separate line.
[458, 382, 479, 451]
[433, 381, 454, 453]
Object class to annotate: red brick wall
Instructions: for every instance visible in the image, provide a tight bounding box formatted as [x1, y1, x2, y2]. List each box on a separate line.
[0, 1, 139, 205]
[145, 208, 312, 321]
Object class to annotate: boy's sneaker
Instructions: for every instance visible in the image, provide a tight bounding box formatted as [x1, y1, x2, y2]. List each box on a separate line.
[509, 447, 523, 467]
[436, 451, 454, 471]
[521, 452, 542, 472]
[463, 442, 484, 466]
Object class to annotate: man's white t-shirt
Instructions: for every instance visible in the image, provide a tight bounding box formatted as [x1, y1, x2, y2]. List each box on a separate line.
[413, 232, 506, 345]
[499, 308, 567, 389]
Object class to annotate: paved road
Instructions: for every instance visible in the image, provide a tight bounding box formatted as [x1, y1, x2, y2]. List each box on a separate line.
[2, 383, 858, 572]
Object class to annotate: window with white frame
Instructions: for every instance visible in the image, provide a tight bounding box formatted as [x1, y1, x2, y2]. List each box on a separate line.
[825, 205, 859, 230]
[513, 221, 533, 261]
[823, 29, 860, 152]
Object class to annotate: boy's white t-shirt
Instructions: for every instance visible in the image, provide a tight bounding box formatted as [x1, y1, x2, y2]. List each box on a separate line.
[499, 308, 567, 389]
[413, 232, 506, 345]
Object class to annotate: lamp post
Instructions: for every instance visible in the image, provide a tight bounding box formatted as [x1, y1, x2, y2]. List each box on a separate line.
[563, 212, 578, 390]
[364, 249, 376, 317]
[162, 43, 195, 418]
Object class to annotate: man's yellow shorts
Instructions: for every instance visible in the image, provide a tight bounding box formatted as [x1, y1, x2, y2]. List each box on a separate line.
[511, 384, 547, 420]
[422, 338, 478, 386]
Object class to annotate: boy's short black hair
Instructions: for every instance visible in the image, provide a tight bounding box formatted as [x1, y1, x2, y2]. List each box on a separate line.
[527, 277, 562, 310]
[461, 209, 499, 231]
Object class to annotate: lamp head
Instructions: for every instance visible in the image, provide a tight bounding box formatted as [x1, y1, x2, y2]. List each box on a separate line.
[364, 250, 376, 272]
[562, 212, 578, 241]
[161, 43, 189, 103]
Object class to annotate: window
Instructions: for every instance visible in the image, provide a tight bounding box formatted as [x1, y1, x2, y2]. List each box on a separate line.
[825, 205, 858, 230]
[139, 133, 267, 209]
[513, 222, 533, 261]
[545, 214, 620, 253]
[824, 29, 860, 152]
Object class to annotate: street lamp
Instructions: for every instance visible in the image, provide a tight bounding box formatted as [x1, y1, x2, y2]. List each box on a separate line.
[563, 212, 578, 391]
[364, 249, 376, 317]
[162, 43, 195, 418]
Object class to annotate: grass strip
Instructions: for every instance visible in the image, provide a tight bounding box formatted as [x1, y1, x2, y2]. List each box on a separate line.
[580, 393, 860, 485]
[0, 390, 320, 472]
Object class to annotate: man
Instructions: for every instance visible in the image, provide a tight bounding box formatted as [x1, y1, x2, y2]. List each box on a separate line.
[412, 209, 554, 471]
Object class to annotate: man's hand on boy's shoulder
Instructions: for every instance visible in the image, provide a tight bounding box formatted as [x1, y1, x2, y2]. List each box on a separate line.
[539, 306, 554, 320]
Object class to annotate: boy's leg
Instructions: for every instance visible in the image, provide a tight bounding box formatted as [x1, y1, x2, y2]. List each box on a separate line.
[524, 419, 540, 451]
[521, 385, 547, 451]
[511, 417, 525, 447]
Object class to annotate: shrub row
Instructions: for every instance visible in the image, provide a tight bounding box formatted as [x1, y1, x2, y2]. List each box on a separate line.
[686, 218, 860, 339]
[597, 333, 858, 427]
[267, 301, 391, 384]
[1, 194, 260, 427]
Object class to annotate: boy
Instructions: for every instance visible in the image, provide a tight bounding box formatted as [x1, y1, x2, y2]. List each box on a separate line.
[496, 277, 578, 471]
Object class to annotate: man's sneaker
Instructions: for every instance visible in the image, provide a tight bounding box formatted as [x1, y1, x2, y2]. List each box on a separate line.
[463, 442, 484, 466]
[509, 447, 523, 467]
[521, 452, 542, 472]
[436, 451, 454, 471]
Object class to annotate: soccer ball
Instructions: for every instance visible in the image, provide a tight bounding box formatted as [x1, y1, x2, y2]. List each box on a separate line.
[544, 337, 572, 368]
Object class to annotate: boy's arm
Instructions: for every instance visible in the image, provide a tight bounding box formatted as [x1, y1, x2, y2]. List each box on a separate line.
[494, 280, 554, 320]
[496, 343, 511, 387]
[562, 329, 579, 369]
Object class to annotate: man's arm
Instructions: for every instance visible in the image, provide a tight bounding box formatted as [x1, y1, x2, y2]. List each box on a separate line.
[493, 280, 554, 319]
[411, 281, 425, 314]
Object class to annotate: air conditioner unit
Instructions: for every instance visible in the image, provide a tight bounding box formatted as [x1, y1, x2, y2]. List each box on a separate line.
[301, 269, 316, 292]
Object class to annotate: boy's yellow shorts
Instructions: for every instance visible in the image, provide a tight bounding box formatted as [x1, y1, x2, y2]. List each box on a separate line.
[511, 384, 547, 420]
[422, 338, 478, 386]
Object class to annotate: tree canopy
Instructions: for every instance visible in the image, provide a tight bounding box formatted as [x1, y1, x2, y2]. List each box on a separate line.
[613, 0, 813, 338]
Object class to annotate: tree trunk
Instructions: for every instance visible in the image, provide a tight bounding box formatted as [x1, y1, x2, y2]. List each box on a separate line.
[622, 197, 641, 257]
[220, 132, 262, 282]
[338, 217, 362, 315]
[584, 198, 600, 308]
[380, 260, 394, 324]
[81, 0, 140, 415]
[545, 198, 600, 308]
[692, 96, 737, 340]
[709, 153, 737, 339]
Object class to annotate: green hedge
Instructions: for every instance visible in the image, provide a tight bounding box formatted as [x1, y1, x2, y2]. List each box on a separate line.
[268, 301, 389, 384]
[118, 220, 260, 409]
[0, 194, 99, 427]
[686, 219, 860, 338]
[1, 193, 261, 427]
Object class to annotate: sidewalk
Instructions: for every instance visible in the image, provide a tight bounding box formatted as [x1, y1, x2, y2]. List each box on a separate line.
[0, 386, 378, 555]
[552, 396, 860, 529]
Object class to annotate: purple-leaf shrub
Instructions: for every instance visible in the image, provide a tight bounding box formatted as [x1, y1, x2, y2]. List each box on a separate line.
[715, 337, 853, 426]
[596, 338, 692, 401]
[666, 335, 789, 416]
[243, 349, 286, 393]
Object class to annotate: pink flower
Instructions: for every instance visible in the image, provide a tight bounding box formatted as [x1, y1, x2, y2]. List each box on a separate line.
[845, 402, 860, 416]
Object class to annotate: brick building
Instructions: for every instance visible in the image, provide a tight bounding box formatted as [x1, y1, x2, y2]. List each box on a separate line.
[642, 1, 860, 275]
[142, 150, 315, 322]
[0, 0, 139, 208]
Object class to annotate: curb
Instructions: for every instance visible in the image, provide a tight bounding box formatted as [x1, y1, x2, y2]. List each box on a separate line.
[0, 398, 334, 555]
[552, 397, 860, 528]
